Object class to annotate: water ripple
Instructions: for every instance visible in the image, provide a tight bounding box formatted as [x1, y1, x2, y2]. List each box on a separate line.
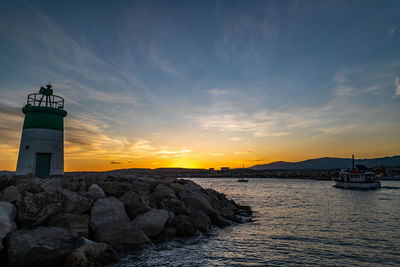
[111, 179, 400, 266]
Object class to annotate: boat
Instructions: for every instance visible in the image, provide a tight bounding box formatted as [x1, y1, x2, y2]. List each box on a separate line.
[332, 155, 381, 189]
[237, 178, 249, 183]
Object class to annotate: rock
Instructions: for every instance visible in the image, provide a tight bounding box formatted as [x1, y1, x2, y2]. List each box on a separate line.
[90, 197, 130, 233]
[98, 181, 150, 197]
[119, 191, 151, 219]
[75, 192, 94, 214]
[6, 226, 77, 266]
[159, 177, 177, 186]
[55, 189, 94, 215]
[159, 197, 186, 214]
[135, 177, 161, 191]
[211, 214, 231, 227]
[212, 197, 238, 221]
[215, 205, 236, 221]
[234, 215, 252, 223]
[169, 182, 185, 194]
[59, 189, 81, 213]
[87, 184, 106, 200]
[94, 222, 152, 250]
[171, 215, 197, 237]
[16, 182, 42, 194]
[0, 185, 22, 204]
[153, 227, 176, 243]
[131, 209, 169, 238]
[187, 207, 211, 232]
[151, 183, 177, 203]
[65, 241, 119, 267]
[182, 180, 202, 191]
[62, 177, 88, 192]
[178, 190, 215, 216]
[47, 213, 89, 237]
[0, 201, 17, 251]
[40, 178, 63, 194]
[236, 205, 252, 216]
[17, 191, 63, 227]
[202, 188, 220, 203]
[0, 175, 8, 192]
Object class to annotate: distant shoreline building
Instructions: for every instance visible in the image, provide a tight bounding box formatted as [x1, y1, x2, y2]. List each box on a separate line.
[16, 85, 67, 178]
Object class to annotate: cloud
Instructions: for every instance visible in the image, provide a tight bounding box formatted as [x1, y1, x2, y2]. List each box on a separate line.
[210, 153, 224, 157]
[235, 151, 252, 155]
[132, 139, 156, 151]
[395, 77, 400, 97]
[110, 161, 122, 164]
[333, 62, 400, 96]
[156, 149, 191, 155]
[230, 137, 241, 141]
[389, 26, 397, 35]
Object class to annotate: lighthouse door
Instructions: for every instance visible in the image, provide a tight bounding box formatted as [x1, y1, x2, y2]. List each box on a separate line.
[35, 153, 51, 178]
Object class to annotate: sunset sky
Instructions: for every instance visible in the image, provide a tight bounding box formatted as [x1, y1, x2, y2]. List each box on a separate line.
[0, 0, 399, 171]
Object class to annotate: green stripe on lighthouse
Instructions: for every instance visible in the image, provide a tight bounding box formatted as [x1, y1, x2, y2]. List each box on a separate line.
[22, 106, 67, 131]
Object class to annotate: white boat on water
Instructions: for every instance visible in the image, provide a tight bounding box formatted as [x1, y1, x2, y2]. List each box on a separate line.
[332, 155, 381, 190]
[237, 178, 249, 183]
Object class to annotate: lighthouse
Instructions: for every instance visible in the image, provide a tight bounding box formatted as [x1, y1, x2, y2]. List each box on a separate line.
[16, 85, 67, 178]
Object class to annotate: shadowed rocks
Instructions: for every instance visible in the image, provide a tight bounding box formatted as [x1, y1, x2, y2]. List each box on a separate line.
[0, 174, 252, 266]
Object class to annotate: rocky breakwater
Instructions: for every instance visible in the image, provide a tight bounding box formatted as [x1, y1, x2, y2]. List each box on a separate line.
[0, 173, 252, 266]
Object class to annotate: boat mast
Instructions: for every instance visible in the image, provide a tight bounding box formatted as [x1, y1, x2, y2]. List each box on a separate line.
[352, 154, 355, 171]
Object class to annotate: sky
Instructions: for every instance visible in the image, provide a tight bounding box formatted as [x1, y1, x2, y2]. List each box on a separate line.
[0, 0, 399, 171]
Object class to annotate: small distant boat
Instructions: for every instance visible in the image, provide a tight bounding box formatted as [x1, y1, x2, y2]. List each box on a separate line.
[237, 178, 249, 183]
[332, 155, 380, 190]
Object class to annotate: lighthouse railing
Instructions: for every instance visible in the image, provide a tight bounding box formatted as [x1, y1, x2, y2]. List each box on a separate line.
[26, 93, 65, 109]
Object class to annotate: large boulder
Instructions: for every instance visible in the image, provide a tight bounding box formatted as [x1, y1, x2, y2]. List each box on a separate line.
[0, 175, 9, 192]
[169, 182, 185, 194]
[131, 209, 169, 238]
[0, 201, 17, 251]
[119, 191, 151, 219]
[6, 226, 77, 266]
[94, 222, 152, 250]
[153, 227, 176, 243]
[187, 207, 211, 232]
[40, 178, 63, 194]
[211, 194, 240, 221]
[98, 181, 150, 197]
[65, 240, 119, 267]
[171, 215, 197, 237]
[159, 197, 186, 214]
[151, 183, 177, 203]
[87, 184, 106, 200]
[17, 191, 63, 227]
[16, 182, 42, 194]
[90, 197, 130, 233]
[47, 213, 89, 237]
[0, 185, 22, 204]
[178, 190, 215, 216]
[58, 189, 93, 215]
[181, 180, 202, 191]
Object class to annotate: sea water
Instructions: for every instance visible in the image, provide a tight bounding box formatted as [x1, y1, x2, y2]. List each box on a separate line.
[113, 178, 400, 266]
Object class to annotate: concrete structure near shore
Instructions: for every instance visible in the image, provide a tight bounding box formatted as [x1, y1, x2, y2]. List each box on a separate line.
[16, 85, 67, 178]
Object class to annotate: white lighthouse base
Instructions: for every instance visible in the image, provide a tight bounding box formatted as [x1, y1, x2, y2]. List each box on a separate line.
[16, 128, 64, 176]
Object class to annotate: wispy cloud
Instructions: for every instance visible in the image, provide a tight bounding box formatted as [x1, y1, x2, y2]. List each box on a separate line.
[395, 76, 400, 97]
[333, 62, 400, 96]
[389, 26, 397, 35]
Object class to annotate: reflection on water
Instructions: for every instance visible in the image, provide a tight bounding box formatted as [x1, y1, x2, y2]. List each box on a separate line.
[112, 179, 400, 266]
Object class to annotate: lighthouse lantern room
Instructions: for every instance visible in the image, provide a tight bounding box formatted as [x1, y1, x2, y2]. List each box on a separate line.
[16, 85, 67, 178]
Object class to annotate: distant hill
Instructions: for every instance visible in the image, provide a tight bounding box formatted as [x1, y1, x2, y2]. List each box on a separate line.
[250, 156, 400, 170]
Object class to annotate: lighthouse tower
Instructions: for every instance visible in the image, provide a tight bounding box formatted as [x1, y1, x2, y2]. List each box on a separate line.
[16, 85, 67, 178]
